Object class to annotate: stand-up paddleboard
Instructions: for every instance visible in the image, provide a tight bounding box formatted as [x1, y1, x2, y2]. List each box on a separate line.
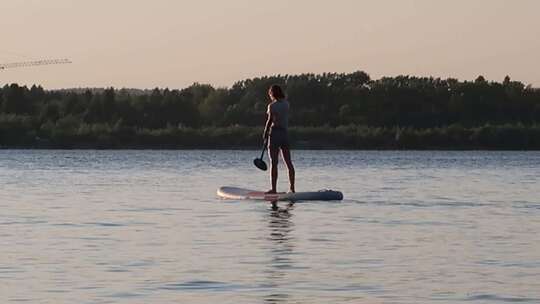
[217, 186, 343, 202]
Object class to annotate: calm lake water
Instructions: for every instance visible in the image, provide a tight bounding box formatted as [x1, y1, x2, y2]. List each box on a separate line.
[1, 150, 539, 304]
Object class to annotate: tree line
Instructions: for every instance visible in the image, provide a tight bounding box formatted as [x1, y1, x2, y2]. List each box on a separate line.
[1, 71, 539, 149]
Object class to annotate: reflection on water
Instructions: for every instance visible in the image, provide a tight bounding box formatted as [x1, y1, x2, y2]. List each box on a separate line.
[264, 203, 295, 303]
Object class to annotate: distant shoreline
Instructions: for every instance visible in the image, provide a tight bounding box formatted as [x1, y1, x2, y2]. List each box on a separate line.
[1, 123, 538, 151]
[2, 72, 539, 150]
[1, 147, 539, 151]
[1, 124, 539, 150]
[3, 123, 540, 150]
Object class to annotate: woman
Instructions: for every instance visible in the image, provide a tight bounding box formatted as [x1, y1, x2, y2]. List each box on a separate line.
[263, 85, 295, 194]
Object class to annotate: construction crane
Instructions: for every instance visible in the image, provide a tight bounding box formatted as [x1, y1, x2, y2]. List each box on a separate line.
[0, 58, 71, 70]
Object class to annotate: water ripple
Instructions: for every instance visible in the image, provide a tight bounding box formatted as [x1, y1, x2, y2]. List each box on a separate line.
[463, 294, 539, 302]
[1, 150, 538, 303]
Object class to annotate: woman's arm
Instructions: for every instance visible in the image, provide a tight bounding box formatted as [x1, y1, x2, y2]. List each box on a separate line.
[263, 111, 273, 140]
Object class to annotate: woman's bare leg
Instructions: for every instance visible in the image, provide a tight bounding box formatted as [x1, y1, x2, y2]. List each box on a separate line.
[268, 146, 280, 193]
[281, 147, 295, 192]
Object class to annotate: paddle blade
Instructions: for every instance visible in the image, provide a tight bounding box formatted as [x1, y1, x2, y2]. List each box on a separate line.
[253, 158, 267, 171]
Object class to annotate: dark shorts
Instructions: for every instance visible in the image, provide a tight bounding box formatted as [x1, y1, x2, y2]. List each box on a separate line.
[268, 127, 289, 149]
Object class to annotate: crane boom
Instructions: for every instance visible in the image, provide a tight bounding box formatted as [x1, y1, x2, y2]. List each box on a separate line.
[0, 58, 71, 70]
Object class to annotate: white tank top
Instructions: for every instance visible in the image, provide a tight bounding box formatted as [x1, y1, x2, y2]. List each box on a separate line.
[267, 99, 289, 129]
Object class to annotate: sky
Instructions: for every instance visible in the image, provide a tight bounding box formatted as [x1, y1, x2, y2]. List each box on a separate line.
[1, 0, 539, 89]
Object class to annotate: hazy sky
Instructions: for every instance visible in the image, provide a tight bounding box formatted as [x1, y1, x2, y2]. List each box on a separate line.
[1, 0, 539, 89]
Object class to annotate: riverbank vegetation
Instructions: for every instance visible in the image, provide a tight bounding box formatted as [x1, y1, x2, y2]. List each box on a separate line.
[1, 71, 539, 149]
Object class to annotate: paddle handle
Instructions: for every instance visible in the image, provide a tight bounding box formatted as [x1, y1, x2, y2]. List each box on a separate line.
[260, 139, 268, 159]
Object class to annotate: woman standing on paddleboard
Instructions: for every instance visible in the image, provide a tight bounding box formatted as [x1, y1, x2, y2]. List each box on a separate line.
[263, 85, 295, 194]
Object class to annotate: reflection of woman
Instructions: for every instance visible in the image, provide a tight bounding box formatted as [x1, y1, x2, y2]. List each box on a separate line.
[263, 207, 295, 303]
[263, 85, 295, 194]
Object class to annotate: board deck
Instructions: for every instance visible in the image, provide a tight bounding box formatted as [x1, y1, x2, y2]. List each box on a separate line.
[217, 186, 343, 202]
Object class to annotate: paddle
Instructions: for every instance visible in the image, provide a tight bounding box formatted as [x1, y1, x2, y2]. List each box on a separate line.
[253, 139, 268, 171]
